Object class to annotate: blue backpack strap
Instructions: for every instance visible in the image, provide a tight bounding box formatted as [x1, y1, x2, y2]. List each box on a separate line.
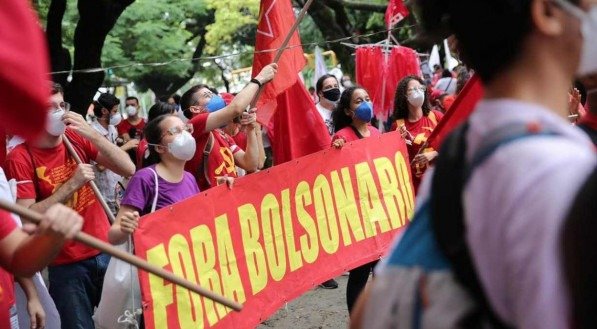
[465, 122, 558, 181]
[431, 121, 559, 329]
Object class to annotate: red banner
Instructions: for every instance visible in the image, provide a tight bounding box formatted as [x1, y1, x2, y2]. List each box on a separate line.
[134, 132, 415, 329]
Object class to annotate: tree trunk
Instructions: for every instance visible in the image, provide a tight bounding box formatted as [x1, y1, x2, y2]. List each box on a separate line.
[61, 0, 134, 115]
[304, 0, 357, 75]
[46, 0, 71, 87]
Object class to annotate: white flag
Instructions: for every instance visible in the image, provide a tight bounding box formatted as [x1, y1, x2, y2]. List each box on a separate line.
[444, 39, 459, 70]
[429, 45, 441, 70]
[313, 46, 328, 87]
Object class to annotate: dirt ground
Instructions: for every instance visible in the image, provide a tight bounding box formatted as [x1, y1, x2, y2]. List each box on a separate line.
[257, 275, 350, 329]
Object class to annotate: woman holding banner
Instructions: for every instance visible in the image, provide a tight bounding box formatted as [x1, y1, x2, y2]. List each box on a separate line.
[390, 75, 443, 193]
[331, 86, 381, 314]
[99, 114, 200, 328]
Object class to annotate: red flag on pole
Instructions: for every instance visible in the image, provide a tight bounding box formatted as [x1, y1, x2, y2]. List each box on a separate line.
[252, 0, 306, 125]
[427, 75, 484, 150]
[385, 0, 409, 29]
[271, 80, 331, 165]
[252, 0, 331, 164]
[0, 0, 50, 143]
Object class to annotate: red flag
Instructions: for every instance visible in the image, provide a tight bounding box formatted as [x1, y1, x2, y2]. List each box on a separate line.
[385, 0, 409, 29]
[252, 0, 306, 125]
[0, 0, 50, 143]
[252, 0, 330, 164]
[427, 75, 484, 150]
[271, 80, 331, 165]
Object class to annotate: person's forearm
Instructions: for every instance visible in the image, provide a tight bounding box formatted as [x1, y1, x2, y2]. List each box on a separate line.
[108, 224, 128, 245]
[29, 177, 80, 213]
[11, 234, 65, 277]
[255, 127, 266, 169]
[89, 132, 135, 177]
[15, 276, 39, 301]
[242, 128, 260, 172]
[228, 83, 260, 116]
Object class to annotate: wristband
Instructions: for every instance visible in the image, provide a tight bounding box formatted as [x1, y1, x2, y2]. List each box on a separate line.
[250, 78, 263, 88]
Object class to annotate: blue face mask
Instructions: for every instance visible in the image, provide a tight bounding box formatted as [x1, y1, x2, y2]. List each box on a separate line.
[205, 95, 227, 113]
[354, 101, 373, 122]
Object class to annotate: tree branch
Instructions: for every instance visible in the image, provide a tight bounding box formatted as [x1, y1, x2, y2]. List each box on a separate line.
[329, 0, 387, 13]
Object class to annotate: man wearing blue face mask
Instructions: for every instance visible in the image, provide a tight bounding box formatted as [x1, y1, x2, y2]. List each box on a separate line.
[181, 63, 278, 190]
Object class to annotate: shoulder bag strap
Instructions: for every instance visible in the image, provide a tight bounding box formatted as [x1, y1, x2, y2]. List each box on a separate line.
[147, 168, 159, 213]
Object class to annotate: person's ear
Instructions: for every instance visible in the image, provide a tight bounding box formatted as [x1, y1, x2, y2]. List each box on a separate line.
[531, 0, 568, 36]
[189, 106, 202, 114]
[154, 144, 166, 154]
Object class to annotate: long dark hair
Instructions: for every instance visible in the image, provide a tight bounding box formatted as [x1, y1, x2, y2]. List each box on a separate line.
[391, 75, 432, 121]
[147, 101, 177, 122]
[332, 86, 363, 132]
[142, 115, 169, 167]
[316, 74, 338, 94]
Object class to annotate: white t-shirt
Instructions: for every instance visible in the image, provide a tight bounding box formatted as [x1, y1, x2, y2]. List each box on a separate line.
[434, 77, 457, 95]
[90, 121, 121, 206]
[380, 99, 595, 329]
[90, 121, 118, 144]
[316, 102, 334, 136]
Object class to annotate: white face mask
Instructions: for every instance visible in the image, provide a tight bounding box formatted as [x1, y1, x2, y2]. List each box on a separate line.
[110, 112, 122, 126]
[407, 89, 425, 108]
[46, 109, 66, 136]
[167, 130, 196, 161]
[554, 0, 597, 76]
[126, 106, 138, 117]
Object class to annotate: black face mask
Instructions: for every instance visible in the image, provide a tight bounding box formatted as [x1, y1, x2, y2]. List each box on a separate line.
[322, 88, 341, 102]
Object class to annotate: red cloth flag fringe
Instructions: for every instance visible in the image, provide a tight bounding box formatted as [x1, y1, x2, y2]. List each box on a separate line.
[426, 75, 484, 150]
[355, 46, 420, 120]
[252, 0, 331, 164]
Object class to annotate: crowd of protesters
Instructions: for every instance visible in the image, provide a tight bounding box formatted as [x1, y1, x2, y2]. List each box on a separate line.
[1, 0, 597, 328]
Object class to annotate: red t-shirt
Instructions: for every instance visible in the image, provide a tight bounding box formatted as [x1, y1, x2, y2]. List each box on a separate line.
[0, 210, 18, 329]
[136, 138, 148, 169]
[185, 114, 240, 190]
[5, 130, 109, 265]
[391, 110, 444, 192]
[332, 125, 381, 144]
[117, 119, 145, 139]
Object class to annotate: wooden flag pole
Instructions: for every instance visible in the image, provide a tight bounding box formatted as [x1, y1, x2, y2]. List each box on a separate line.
[0, 198, 243, 311]
[62, 135, 116, 224]
[250, 0, 316, 108]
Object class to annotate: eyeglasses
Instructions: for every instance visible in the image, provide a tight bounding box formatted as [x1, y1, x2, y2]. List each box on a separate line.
[407, 86, 426, 94]
[190, 91, 214, 109]
[161, 124, 193, 138]
[49, 102, 71, 113]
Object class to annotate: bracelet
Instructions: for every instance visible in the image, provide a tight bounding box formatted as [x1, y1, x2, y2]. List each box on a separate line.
[250, 78, 263, 88]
